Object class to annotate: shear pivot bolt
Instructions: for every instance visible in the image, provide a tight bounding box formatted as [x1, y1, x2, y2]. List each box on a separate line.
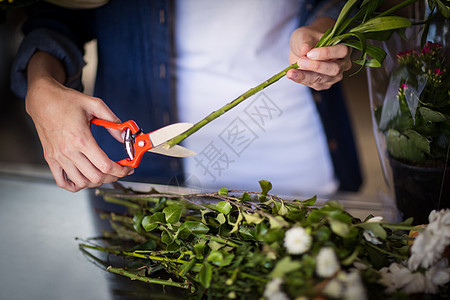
[138, 141, 145, 147]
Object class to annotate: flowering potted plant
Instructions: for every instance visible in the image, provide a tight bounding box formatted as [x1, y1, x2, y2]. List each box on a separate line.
[368, 10, 450, 224]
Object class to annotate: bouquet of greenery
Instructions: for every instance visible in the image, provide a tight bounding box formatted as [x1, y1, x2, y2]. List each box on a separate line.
[80, 181, 450, 299]
[377, 40, 450, 167]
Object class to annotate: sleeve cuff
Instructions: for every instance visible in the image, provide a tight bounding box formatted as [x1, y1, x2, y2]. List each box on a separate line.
[10, 27, 86, 99]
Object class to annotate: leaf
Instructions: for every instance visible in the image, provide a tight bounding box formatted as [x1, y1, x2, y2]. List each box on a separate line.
[300, 196, 317, 206]
[198, 262, 213, 288]
[328, 0, 361, 39]
[142, 212, 166, 231]
[436, 0, 450, 17]
[208, 240, 224, 251]
[239, 226, 256, 241]
[349, 16, 412, 34]
[419, 107, 448, 122]
[163, 204, 183, 224]
[329, 219, 350, 237]
[228, 209, 243, 234]
[344, 41, 386, 67]
[207, 250, 235, 267]
[161, 230, 175, 245]
[194, 243, 206, 259]
[278, 201, 288, 216]
[177, 221, 209, 239]
[386, 129, 426, 162]
[269, 216, 286, 229]
[242, 212, 264, 224]
[270, 256, 302, 278]
[216, 201, 232, 215]
[404, 129, 430, 155]
[216, 213, 226, 225]
[218, 188, 228, 196]
[359, 222, 387, 240]
[326, 200, 345, 211]
[259, 180, 273, 196]
[133, 213, 144, 234]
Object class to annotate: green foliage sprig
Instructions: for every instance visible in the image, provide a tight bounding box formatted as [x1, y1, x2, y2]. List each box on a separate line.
[77, 180, 450, 299]
[164, 0, 435, 148]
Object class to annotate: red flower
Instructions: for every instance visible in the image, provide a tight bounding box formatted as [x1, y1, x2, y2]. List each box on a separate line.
[434, 68, 443, 76]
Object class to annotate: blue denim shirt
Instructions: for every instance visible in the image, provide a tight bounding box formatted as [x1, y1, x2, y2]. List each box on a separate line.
[11, 0, 362, 190]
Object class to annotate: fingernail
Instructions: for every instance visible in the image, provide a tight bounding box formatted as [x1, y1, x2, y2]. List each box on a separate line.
[288, 70, 298, 80]
[128, 169, 135, 175]
[307, 50, 319, 59]
[298, 58, 310, 68]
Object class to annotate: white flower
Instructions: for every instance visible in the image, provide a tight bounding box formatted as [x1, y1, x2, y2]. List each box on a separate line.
[424, 259, 450, 294]
[343, 271, 367, 300]
[284, 227, 311, 255]
[326, 270, 367, 300]
[316, 247, 340, 278]
[323, 279, 343, 298]
[366, 216, 383, 223]
[402, 272, 426, 294]
[264, 278, 283, 298]
[379, 263, 420, 294]
[428, 209, 450, 238]
[408, 209, 450, 271]
[265, 291, 290, 300]
[363, 230, 382, 245]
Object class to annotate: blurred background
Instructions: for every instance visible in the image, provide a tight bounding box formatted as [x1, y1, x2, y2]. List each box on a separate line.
[0, 10, 388, 204]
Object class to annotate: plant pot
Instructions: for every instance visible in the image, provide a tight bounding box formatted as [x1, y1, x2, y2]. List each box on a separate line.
[367, 12, 450, 223]
[389, 155, 450, 225]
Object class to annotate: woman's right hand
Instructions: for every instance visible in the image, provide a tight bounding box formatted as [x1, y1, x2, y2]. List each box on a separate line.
[26, 51, 133, 192]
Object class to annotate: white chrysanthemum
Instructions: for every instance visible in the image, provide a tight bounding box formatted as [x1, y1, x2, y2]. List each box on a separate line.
[263, 278, 289, 300]
[264, 278, 283, 298]
[408, 228, 448, 270]
[424, 259, 450, 294]
[265, 291, 290, 300]
[428, 209, 450, 238]
[316, 247, 340, 278]
[284, 227, 311, 255]
[379, 263, 419, 294]
[343, 271, 367, 300]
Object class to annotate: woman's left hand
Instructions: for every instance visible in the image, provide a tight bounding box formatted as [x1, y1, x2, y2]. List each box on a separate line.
[287, 17, 352, 91]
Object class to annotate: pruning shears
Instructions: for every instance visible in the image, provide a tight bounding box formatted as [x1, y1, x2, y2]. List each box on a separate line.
[91, 118, 196, 168]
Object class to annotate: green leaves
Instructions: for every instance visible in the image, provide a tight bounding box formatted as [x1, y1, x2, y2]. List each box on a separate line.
[216, 201, 232, 215]
[163, 204, 183, 224]
[177, 221, 209, 239]
[91, 179, 420, 299]
[142, 212, 166, 231]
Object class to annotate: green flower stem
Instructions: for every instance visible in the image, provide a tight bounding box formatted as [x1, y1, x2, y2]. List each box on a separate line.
[197, 235, 241, 248]
[80, 243, 188, 264]
[103, 196, 141, 210]
[107, 266, 191, 289]
[381, 224, 416, 231]
[164, 63, 299, 148]
[235, 271, 268, 283]
[366, 242, 406, 260]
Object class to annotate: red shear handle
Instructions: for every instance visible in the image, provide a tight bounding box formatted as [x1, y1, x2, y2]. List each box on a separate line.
[91, 118, 140, 134]
[91, 118, 143, 168]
